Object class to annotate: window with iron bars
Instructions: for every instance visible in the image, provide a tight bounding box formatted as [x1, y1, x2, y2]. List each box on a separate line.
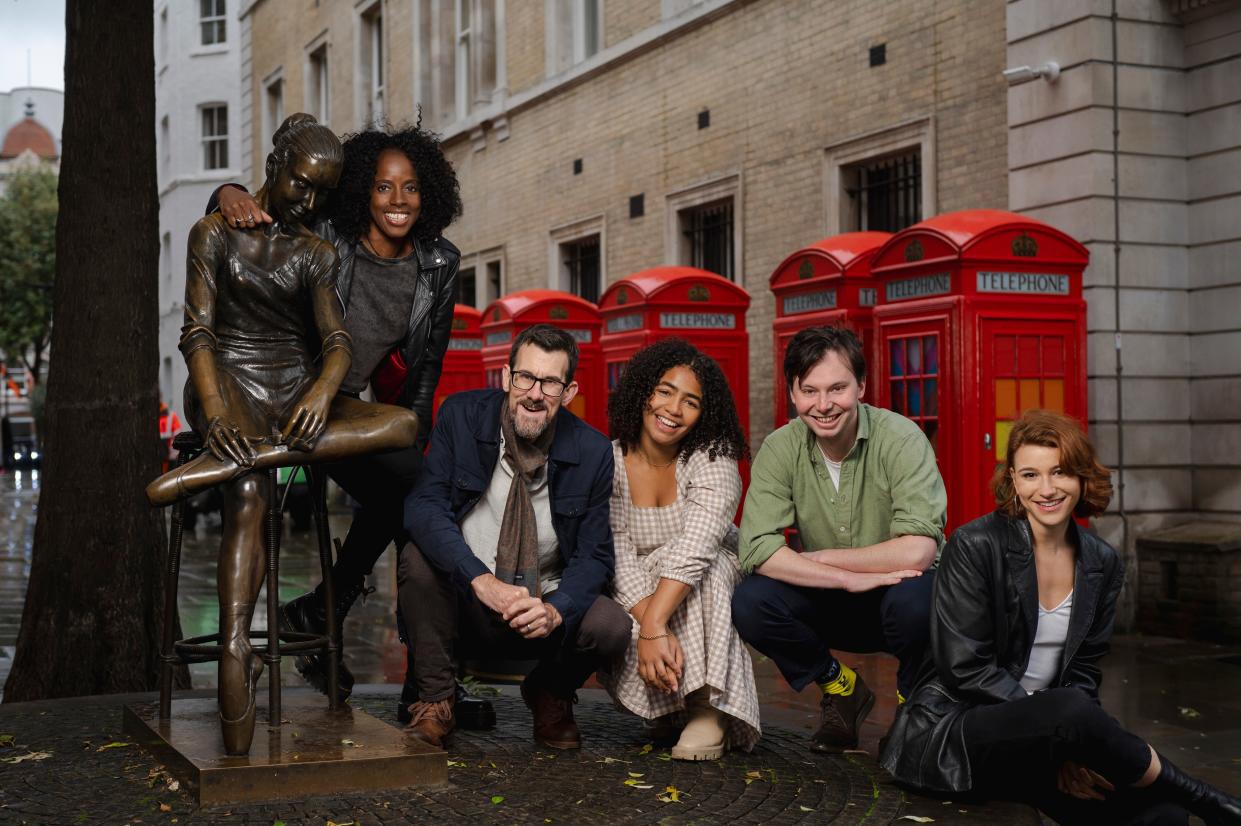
[681, 198, 734, 281]
[562, 235, 601, 304]
[200, 0, 226, 46]
[846, 150, 921, 233]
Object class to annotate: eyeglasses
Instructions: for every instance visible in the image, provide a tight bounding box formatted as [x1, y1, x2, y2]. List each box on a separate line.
[510, 369, 567, 398]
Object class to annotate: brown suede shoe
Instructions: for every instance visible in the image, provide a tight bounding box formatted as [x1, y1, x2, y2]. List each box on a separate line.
[810, 672, 874, 753]
[520, 680, 581, 749]
[404, 697, 455, 749]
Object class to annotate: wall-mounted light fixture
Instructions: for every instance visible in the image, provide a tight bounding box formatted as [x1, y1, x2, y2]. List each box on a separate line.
[1002, 61, 1060, 85]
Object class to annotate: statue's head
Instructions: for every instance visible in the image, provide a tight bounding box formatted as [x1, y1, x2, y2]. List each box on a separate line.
[263, 113, 343, 228]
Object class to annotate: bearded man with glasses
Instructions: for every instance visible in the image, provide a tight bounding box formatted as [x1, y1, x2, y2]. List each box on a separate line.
[398, 324, 632, 749]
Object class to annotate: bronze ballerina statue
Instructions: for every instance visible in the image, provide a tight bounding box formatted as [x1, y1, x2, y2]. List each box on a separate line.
[146, 114, 419, 755]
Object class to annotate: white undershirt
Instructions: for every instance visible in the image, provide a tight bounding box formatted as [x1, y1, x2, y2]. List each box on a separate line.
[818, 445, 843, 491]
[1020, 589, 1074, 694]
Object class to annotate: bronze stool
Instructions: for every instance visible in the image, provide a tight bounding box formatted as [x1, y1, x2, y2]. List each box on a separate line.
[157, 430, 341, 728]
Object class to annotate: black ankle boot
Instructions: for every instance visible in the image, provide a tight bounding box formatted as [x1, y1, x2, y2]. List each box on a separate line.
[281, 577, 372, 703]
[1155, 754, 1241, 825]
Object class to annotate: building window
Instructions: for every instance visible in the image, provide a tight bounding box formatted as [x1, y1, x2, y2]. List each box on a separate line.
[666, 175, 741, 283]
[159, 115, 170, 176]
[159, 7, 169, 65]
[825, 118, 935, 234]
[485, 259, 502, 305]
[844, 150, 921, 232]
[264, 75, 284, 141]
[548, 0, 601, 75]
[458, 249, 504, 307]
[161, 231, 173, 299]
[358, 3, 384, 126]
[307, 43, 330, 124]
[458, 267, 477, 307]
[415, 0, 499, 129]
[550, 218, 604, 302]
[200, 0, 226, 46]
[200, 104, 228, 170]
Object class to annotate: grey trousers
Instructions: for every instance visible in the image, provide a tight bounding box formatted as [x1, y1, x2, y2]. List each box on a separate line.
[397, 541, 632, 701]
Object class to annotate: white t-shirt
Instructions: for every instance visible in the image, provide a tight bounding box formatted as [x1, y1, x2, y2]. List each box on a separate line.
[818, 445, 843, 491]
[1020, 590, 1074, 694]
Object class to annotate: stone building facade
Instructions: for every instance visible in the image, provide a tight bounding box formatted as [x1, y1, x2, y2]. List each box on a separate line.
[232, 0, 1240, 623]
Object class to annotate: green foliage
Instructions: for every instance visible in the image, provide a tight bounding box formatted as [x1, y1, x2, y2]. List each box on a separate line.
[0, 167, 57, 378]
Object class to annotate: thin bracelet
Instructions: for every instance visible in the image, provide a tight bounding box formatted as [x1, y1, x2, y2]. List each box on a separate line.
[638, 631, 670, 641]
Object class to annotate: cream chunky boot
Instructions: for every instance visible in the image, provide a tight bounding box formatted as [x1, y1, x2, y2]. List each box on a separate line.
[671, 687, 727, 761]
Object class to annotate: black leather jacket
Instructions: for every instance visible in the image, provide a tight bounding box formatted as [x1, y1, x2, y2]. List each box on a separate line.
[204, 186, 459, 451]
[879, 510, 1124, 793]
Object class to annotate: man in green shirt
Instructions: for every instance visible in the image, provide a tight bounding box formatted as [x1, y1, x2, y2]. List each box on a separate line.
[732, 326, 945, 752]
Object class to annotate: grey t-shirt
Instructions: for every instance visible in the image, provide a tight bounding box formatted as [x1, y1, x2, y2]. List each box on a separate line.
[339, 245, 421, 395]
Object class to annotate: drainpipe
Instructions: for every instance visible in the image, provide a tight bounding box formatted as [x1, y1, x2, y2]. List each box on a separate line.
[1111, 0, 1130, 558]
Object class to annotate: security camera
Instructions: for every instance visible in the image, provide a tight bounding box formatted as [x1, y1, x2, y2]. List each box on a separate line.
[1003, 61, 1060, 85]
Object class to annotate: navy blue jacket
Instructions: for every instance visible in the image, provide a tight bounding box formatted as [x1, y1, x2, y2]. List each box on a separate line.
[404, 388, 616, 637]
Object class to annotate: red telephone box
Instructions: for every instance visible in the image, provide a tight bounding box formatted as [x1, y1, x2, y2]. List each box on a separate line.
[769, 232, 891, 429]
[598, 267, 752, 438]
[480, 289, 606, 433]
[432, 304, 485, 420]
[869, 209, 1089, 531]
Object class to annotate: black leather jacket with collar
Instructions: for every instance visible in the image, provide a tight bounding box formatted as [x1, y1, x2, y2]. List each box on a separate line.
[879, 510, 1124, 794]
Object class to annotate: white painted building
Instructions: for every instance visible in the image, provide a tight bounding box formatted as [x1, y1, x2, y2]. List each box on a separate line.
[154, 0, 241, 424]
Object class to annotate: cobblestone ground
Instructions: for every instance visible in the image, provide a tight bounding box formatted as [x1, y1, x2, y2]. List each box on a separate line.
[0, 690, 1036, 825]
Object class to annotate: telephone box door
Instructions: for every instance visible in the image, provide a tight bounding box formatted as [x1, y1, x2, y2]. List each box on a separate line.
[975, 318, 1082, 521]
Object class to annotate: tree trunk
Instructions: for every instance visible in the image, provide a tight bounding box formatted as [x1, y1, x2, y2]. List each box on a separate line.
[3, 0, 184, 701]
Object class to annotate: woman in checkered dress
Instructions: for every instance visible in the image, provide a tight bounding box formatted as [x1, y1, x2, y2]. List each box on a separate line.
[600, 339, 760, 760]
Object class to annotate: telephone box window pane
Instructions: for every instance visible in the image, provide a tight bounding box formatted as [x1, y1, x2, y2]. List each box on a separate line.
[995, 378, 1017, 419]
[1042, 337, 1065, 374]
[908, 381, 922, 416]
[890, 380, 905, 414]
[890, 340, 905, 377]
[925, 378, 938, 416]
[923, 421, 938, 452]
[924, 335, 938, 374]
[994, 335, 1016, 374]
[1019, 379, 1040, 412]
[1017, 336, 1040, 373]
[995, 420, 1013, 461]
[608, 362, 625, 390]
[1043, 378, 1065, 412]
[908, 337, 922, 374]
[486, 368, 503, 389]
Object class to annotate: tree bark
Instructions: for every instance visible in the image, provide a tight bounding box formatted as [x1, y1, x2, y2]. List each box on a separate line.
[3, 0, 185, 701]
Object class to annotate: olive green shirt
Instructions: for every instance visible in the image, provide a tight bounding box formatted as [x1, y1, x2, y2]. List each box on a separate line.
[739, 403, 946, 574]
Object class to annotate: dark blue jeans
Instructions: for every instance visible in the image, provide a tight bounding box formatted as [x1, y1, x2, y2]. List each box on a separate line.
[731, 569, 935, 698]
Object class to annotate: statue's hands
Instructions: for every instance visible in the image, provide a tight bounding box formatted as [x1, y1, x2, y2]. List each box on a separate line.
[206, 416, 256, 467]
[281, 383, 333, 450]
[219, 185, 271, 229]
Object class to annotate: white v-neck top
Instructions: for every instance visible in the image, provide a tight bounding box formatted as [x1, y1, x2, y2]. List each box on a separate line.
[1020, 590, 1074, 694]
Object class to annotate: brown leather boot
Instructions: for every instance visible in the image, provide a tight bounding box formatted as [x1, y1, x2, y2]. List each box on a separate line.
[520, 680, 581, 750]
[404, 697, 455, 749]
[810, 671, 874, 753]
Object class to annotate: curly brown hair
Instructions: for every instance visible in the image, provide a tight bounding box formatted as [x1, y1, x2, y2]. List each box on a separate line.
[991, 409, 1113, 518]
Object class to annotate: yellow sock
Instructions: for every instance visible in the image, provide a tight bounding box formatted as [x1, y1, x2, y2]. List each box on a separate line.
[818, 663, 857, 697]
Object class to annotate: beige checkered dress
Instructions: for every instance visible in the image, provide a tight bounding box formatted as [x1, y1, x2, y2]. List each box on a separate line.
[600, 442, 761, 751]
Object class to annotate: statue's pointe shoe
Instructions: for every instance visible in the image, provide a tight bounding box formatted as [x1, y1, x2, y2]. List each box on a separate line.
[219, 649, 264, 756]
[146, 455, 241, 507]
[218, 604, 264, 756]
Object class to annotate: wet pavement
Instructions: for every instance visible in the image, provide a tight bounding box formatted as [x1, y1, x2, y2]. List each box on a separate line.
[2, 469, 1240, 822]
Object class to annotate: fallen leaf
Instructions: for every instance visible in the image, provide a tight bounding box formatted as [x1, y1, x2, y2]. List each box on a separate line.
[167, 780, 180, 792]
[627, 772, 645, 778]
[898, 817, 935, 823]
[658, 785, 683, 803]
[1179, 707, 1202, 719]
[655, 752, 671, 761]
[95, 741, 131, 752]
[0, 734, 15, 748]
[326, 821, 355, 826]
[639, 743, 653, 755]
[340, 739, 363, 748]
[491, 795, 505, 805]
[799, 806, 815, 812]
[447, 760, 466, 767]
[597, 756, 630, 764]
[159, 804, 172, 813]
[1, 750, 52, 764]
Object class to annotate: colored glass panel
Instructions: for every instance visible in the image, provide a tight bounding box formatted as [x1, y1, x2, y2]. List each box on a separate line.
[1042, 336, 1065, 374]
[995, 378, 1017, 418]
[1017, 336, 1040, 373]
[925, 379, 938, 416]
[909, 337, 922, 374]
[1043, 378, 1065, 412]
[1019, 379, 1041, 412]
[924, 421, 939, 452]
[909, 381, 922, 416]
[890, 380, 905, 414]
[996, 420, 1013, 461]
[890, 339, 905, 377]
[924, 335, 938, 374]
[994, 335, 1015, 374]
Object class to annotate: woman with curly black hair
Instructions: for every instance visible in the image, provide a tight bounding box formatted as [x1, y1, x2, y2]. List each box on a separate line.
[212, 121, 463, 707]
[601, 338, 761, 760]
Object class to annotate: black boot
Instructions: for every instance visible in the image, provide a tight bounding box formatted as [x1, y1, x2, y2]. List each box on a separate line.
[280, 576, 372, 703]
[1155, 754, 1241, 825]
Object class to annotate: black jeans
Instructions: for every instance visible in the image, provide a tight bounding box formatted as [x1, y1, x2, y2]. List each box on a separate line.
[731, 570, 935, 698]
[324, 445, 423, 586]
[397, 541, 632, 701]
[962, 688, 1188, 826]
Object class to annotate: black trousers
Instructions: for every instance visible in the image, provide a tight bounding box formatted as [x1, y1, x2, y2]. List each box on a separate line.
[730, 570, 935, 697]
[323, 445, 423, 587]
[397, 541, 632, 701]
[961, 688, 1188, 826]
